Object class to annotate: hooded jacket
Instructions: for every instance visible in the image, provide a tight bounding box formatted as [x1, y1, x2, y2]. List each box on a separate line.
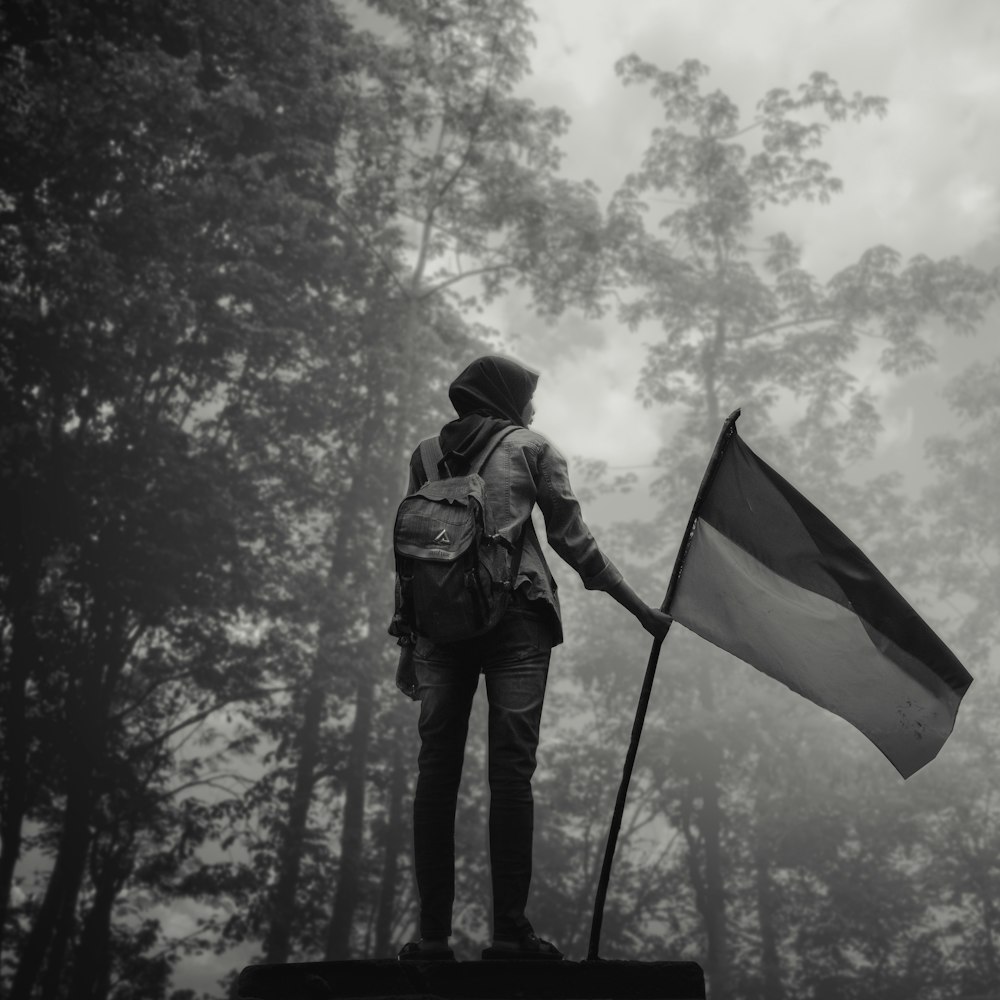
[391, 357, 622, 646]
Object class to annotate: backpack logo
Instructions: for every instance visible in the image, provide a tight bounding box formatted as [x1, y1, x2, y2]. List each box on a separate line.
[432, 528, 451, 545]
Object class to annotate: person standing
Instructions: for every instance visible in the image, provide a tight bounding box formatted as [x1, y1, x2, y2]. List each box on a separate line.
[391, 356, 671, 961]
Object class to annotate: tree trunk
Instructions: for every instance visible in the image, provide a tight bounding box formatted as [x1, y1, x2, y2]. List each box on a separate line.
[261, 684, 324, 965]
[261, 436, 376, 963]
[752, 752, 784, 1000]
[38, 866, 83, 1000]
[9, 778, 93, 1000]
[374, 737, 407, 957]
[695, 730, 729, 999]
[324, 657, 376, 959]
[68, 835, 134, 1000]
[975, 876, 999, 989]
[0, 597, 36, 965]
[324, 390, 401, 960]
[754, 840, 783, 1000]
[11, 615, 112, 1000]
[9, 576, 132, 998]
[69, 889, 116, 1000]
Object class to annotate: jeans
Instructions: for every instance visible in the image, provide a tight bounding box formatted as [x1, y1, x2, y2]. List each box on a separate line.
[412, 605, 553, 941]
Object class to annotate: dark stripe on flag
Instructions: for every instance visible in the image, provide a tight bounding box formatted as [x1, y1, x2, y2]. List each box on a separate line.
[671, 519, 965, 777]
[698, 431, 972, 698]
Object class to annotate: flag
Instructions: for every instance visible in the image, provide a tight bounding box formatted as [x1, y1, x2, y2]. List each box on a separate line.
[666, 413, 973, 779]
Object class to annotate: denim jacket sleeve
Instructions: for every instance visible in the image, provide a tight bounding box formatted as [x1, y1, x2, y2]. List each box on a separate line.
[528, 434, 623, 592]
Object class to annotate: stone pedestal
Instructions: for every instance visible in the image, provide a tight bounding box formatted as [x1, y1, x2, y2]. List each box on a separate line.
[237, 958, 705, 1000]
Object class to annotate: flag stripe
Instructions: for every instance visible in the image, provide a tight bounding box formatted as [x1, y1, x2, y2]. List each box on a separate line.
[698, 433, 972, 697]
[671, 519, 963, 778]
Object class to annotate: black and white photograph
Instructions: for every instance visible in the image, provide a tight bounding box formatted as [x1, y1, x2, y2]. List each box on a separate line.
[1, 2, 997, 998]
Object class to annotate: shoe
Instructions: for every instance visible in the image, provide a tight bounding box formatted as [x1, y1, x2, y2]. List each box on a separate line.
[481, 931, 563, 961]
[398, 940, 455, 962]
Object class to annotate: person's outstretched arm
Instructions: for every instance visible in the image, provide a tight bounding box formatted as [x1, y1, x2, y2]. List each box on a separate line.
[532, 438, 672, 639]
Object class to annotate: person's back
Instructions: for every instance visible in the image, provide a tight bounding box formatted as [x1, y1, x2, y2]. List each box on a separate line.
[392, 356, 671, 962]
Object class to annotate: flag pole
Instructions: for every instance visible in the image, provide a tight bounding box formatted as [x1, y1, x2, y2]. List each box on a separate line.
[587, 409, 741, 961]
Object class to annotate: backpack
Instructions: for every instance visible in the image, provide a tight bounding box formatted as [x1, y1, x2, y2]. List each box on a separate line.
[392, 427, 527, 643]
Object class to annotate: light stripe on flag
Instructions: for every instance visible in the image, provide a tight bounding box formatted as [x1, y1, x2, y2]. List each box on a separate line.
[667, 422, 972, 778]
[671, 519, 963, 778]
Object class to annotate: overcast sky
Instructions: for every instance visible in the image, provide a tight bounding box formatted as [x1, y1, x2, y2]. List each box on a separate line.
[491, 0, 1000, 495]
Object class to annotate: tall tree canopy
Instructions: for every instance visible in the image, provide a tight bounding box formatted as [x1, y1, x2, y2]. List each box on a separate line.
[584, 55, 999, 996]
[3, 5, 998, 999]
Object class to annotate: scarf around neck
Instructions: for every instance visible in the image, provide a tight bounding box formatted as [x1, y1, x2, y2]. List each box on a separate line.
[437, 356, 539, 475]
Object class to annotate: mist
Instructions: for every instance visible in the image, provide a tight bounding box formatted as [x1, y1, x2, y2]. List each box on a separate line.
[2, 2, 998, 999]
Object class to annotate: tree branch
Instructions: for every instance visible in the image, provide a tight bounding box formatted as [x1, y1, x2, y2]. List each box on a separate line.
[417, 260, 518, 299]
[744, 314, 838, 339]
[332, 199, 412, 301]
[127, 687, 281, 758]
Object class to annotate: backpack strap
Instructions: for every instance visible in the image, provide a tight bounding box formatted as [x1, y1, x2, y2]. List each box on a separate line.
[417, 436, 446, 483]
[472, 426, 529, 589]
[507, 514, 529, 594]
[418, 425, 520, 483]
[471, 425, 520, 476]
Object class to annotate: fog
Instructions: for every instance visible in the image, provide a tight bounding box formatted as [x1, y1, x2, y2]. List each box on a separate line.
[4, 2, 998, 998]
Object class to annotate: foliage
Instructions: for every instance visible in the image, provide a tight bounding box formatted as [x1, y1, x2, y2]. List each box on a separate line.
[585, 54, 1000, 997]
[0, 0, 429, 992]
[607, 57, 996, 474]
[2, 7, 999, 1000]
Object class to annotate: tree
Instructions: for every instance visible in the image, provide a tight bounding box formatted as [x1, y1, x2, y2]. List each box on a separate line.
[0, 0, 385, 993]
[364, 0, 606, 313]
[594, 56, 998, 996]
[912, 357, 1000, 995]
[249, 0, 610, 964]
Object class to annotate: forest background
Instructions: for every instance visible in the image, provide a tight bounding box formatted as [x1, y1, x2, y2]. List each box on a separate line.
[2, 1, 999, 999]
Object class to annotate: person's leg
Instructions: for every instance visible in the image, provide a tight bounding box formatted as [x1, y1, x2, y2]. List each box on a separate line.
[413, 646, 479, 942]
[482, 613, 551, 943]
